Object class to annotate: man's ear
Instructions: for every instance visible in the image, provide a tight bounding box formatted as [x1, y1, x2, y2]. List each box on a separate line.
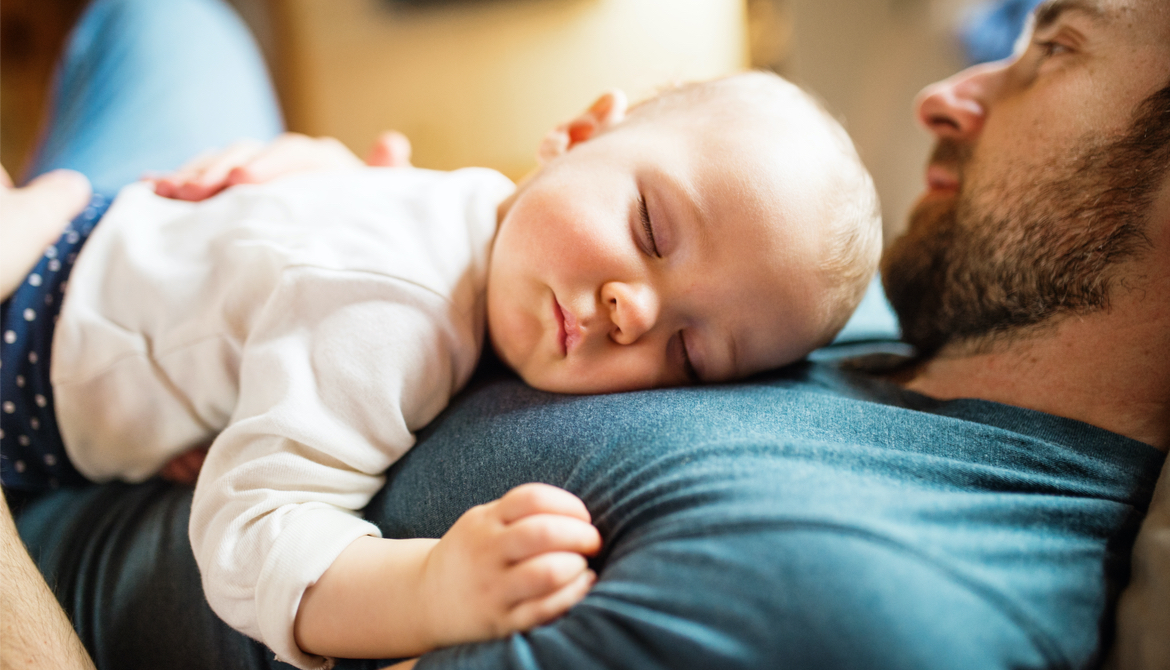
[537, 90, 628, 165]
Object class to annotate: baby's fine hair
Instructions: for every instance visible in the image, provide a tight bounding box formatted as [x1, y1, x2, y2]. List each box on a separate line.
[628, 71, 883, 348]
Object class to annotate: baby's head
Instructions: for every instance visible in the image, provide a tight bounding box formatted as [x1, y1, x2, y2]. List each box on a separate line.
[487, 71, 881, 394]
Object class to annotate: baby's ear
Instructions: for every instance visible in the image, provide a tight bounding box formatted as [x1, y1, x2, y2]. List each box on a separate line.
[537, 90, 628, 165]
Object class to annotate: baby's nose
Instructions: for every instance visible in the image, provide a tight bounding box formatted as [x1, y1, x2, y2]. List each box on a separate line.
[600, 281, 658, 345]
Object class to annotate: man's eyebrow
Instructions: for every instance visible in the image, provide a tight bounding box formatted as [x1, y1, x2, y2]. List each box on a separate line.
[1033, 0, 1107, 32]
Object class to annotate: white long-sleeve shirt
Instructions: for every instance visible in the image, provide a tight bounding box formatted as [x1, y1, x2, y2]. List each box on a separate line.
[51, 167, 515, 669]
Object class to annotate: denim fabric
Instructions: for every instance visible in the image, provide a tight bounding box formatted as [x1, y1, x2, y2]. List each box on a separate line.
[24, 0, 283, 194]
[15, 363, 1164, 670]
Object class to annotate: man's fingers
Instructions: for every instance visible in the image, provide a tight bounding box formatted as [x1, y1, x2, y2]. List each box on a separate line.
[366, 131, 412, 168]
[495, 483, 592, 525]
[1, 165, 13, 189]
[506, 567, 596, 632]
[500, 514, 601, 563]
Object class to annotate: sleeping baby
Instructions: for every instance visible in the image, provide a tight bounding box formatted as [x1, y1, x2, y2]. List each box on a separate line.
[0, 71, 881, 668]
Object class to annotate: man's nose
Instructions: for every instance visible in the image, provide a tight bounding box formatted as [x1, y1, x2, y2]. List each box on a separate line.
[601, 281, 659, 345]
[914, 61, 1005, 140]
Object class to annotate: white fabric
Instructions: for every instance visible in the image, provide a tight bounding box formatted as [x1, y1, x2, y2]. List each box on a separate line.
[51, 167, 514, 669]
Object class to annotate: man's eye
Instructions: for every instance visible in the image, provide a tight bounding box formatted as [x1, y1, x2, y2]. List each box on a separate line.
[1034, 40, 1071, 58]
[639, 195, 661, 258]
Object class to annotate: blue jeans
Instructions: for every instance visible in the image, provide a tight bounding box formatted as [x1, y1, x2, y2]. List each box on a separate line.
[25, 0, 283, 194]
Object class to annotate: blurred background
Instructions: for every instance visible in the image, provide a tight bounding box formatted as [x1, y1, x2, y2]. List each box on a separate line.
[1, 0, 1019, 241]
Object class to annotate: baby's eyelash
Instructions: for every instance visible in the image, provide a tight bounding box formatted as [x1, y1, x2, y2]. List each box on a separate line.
[640, 195, 660, 258]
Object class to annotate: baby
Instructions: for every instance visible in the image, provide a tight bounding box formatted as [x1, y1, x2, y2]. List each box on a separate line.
[0, 71, 880, 668]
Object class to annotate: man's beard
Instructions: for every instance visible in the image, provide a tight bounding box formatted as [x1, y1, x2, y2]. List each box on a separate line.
[882, 84, 1170, 356]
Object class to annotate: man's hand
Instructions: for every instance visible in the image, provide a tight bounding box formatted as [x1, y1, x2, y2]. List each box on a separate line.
[0, 167, 93, 300]
[152, 131, 413, 202]
[419, 483, 601, 648]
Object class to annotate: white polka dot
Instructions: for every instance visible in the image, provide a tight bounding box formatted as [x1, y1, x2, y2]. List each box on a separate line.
[67, 253, 77, 264]
[43, 453, 56, 466]
[14, 460, 25, 473]
[2, 401, 14, 414]
[34, 394, 46, 407]
[66, 232, 80, 244]
[60, 281, 68, 293]
[84, 206, 96, 218]
[18, 435, 30, 447]
[45, 246, 57, 259]
[48, 259, 61, 272]
[29, 417, 40, 430]
[23, 308, 35, 321]
[29, 352, 38, 364]
[15, 375, 25, 388]
[44, 294, 53, 306]
[28, 273, 42, 287]
[3, 331, 14, 344]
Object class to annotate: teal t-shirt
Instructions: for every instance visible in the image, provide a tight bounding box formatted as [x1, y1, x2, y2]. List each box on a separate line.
[371, 363, 1164, 670]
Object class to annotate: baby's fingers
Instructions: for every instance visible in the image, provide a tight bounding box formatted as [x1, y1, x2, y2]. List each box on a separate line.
[226, 135, 361, 187]
[154, 140, 263, 201]
[507, 566, 596, 632]
[501, 514, 601, 563]
[496, 483, 592, 525]
[504, 551, 591, 607]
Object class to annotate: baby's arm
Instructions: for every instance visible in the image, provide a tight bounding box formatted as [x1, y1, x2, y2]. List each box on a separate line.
[294, 483, 600, 659]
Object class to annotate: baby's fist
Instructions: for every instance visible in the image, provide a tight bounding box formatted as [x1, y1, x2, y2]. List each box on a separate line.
[419, 483, 601, 647]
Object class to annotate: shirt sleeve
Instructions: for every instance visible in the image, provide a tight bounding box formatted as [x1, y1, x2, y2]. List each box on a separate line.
[188, 266, 477, 670]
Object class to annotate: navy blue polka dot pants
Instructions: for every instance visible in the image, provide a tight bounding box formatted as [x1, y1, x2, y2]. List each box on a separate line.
[1, 194, 110, 492]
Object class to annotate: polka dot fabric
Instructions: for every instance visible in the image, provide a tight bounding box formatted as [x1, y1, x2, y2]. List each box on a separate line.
[1, 193, 110, 491]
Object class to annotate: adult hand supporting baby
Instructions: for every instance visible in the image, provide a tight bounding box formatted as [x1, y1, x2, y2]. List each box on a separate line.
[294, 483, 600, 660]
[0, 166, 92, 301]
[152, 131, 413, 202]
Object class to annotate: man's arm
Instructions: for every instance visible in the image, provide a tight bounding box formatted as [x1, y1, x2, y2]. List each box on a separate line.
[0, 492, 96, 670]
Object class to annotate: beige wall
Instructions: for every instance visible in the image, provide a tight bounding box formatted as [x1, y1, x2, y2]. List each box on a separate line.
[764, 0, 974, 240]
[269, 0, 749, 180]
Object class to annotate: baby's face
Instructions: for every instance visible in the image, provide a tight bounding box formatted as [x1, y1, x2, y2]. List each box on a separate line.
[487, 107, 834, 394]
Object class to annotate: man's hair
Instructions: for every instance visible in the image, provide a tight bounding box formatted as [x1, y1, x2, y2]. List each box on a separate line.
[628, 71, 883, 346]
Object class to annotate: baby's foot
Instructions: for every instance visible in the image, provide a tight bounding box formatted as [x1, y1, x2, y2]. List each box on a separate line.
[419, 483, 601, 647]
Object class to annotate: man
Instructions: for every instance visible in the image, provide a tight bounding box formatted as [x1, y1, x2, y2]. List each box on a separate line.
[3, 0, 1167, 668]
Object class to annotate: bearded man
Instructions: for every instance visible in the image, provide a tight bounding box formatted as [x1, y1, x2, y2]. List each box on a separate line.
[2, 0, 1167, 669]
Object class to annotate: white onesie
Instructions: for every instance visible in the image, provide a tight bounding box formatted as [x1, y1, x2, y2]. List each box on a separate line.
[50, 167, 515, 669]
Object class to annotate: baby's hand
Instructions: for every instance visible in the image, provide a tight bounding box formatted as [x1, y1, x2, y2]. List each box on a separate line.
[419, 483, 601, 647]
[151, 131, 412, 202]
